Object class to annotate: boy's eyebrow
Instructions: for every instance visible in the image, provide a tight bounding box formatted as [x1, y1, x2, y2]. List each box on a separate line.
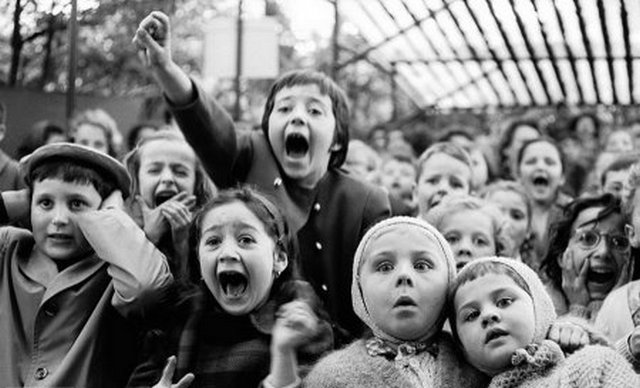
[275, 95, 330, 106]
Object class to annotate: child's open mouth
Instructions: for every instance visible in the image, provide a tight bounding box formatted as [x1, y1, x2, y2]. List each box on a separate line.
[393, 295, 417, 308]
[285, 133, 309, 159]
[48, 233, 73, 242]
[154, 190, 177, 206]
[218, 270, 248, 298]
[532, 175, 549, 188]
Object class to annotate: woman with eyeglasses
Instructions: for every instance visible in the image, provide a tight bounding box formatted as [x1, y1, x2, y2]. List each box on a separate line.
[541, 193, 633, 322]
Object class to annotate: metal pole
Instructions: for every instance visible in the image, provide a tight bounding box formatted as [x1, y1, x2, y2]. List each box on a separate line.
[66, 0, 77, 121]
[391, 61, 397, 120]
[234, 0, 244, 121]
[331, 0, 339, 79]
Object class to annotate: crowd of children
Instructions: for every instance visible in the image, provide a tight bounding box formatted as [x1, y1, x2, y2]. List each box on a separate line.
[0, 7, 640, 388]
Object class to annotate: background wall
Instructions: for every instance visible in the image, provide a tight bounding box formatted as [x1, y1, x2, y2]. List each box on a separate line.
[0, 87, 146, 159]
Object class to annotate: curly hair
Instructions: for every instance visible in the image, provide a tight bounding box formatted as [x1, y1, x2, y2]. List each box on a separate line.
[541, 193, 625, 290]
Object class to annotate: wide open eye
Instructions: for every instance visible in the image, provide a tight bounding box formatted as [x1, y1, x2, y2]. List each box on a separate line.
[577, 230, 599, 248]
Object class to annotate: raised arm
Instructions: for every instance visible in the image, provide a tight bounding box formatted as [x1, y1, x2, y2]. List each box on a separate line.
[75, 190, 173, 317]
[134, 11, 241, 187]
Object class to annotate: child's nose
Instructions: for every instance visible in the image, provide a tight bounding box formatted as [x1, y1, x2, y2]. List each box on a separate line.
[159, 168, 176, 183]
[395, 262, 414, 287]
[52, 207, 70, 225]
[481, 307, 500, 327]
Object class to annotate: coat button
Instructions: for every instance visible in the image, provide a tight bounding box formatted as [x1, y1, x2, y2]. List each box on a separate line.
[273, 178, 282, 187]
[315, 241, 323, 250]
[314, 203, 321, 212]
[35, 367, 48, 380]
[321, 284, 328, 292]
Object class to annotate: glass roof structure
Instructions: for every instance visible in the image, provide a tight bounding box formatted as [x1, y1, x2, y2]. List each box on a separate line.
[336, 0, 640, 109]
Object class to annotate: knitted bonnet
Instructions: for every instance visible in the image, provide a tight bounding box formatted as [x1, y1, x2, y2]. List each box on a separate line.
[351, 216, 457, 343]
[452, 256, 557, 345]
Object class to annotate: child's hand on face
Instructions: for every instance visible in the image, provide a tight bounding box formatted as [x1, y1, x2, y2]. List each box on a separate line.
[272, 300, 319, 353]
[560, 250, 590, 308]
[153, 356, 194, 388]
[133, 11, 172, 70]
[547, 320, 589, 354]
[137, 192, 196, 244]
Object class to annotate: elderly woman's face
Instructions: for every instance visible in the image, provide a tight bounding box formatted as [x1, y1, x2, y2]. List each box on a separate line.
[562, 206, 630, 301]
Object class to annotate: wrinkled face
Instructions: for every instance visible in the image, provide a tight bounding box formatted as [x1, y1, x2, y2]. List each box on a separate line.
[75, 123, 109, 155]
[506, 125, 539, 173]
[454, 273, 535, 376]
[268, 84, 336, 189]
[605, 131, 633, 153]
[198, 201, 287, 315]
[562, 207, 630, 301]
[485, 190, 529, 250]
[31, 179, 102, 261]
[415, 154, 471, 214]
[138, 139, 197, 207]
[380, 159, 416, 203]
[517, 141, 563, 204]
[602, 169, 631, 200]
[360, 227, 449, 340]
[441, 209, 496, 270]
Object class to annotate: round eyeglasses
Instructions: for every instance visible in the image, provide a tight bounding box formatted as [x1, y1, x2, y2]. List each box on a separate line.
[572, 229, 630, 251]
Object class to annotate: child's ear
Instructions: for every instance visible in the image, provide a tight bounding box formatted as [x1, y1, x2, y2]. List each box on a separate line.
[0, 124, 6, 143]
[273, 250, 288, 277]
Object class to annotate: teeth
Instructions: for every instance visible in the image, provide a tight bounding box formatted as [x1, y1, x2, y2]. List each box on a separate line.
[219, 272, 248, 297]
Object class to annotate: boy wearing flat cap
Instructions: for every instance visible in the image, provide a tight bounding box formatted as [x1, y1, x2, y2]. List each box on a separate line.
[0, 143, 173, 387]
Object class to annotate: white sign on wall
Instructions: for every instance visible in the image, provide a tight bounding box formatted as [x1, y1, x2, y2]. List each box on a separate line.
[203, 17, 280, 79]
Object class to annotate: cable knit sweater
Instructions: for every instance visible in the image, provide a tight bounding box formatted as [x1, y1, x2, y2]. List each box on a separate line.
[303, 332, 488, 388]
[488, 340, 639, 388]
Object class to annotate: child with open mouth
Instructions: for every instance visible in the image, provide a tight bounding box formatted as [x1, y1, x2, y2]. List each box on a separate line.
[133, 11, 391, 345]
[124, 130, 214, 279]
[127, 187, 332, 388]
[451, 256, 638, 387]
[516, 137, 572, 277]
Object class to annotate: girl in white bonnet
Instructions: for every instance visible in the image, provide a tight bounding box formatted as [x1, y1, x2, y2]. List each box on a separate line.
[303, 216, 487, 387]
[450, 257, 639, 387]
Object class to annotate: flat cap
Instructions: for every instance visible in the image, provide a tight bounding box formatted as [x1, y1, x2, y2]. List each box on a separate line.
[20, 143, 131, 199]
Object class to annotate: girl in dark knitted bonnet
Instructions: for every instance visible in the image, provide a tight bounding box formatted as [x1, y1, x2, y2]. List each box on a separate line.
[451, 257, 639, 387]
[304, 216, 486, 387]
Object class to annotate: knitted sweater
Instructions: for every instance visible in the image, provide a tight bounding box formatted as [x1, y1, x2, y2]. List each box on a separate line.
[303, 332, 488, 388]
[488, 339, 640, 388]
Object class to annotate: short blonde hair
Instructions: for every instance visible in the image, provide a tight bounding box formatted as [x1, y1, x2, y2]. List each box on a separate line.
[425, 194, 515, 257]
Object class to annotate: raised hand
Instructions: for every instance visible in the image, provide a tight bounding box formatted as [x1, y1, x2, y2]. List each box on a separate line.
[133, 11, 172, 69]
[152, 356, 194, 388]
[560, 250, 590, 308]
[271, 300, 319, 352]
[547, 320, 589, 353]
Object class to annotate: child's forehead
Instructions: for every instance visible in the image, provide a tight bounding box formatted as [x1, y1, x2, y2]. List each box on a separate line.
[33, 177, 99, 194]
[363, 226, 443, 257]
[274, 83, 332, 102]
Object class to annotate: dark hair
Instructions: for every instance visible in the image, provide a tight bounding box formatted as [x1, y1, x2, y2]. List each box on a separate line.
[497, 119, 541, 177]
[541, 193, 625, 290]
[16, 121, 67, 159]
[261, 70, 350, 169]
[0, 102, 6, 125]
[600, 152, 640, 188]
[29, 160, 117, 200]
[568, 112, 600, 140]
[515, 136, 566, 177]
[127, 122, 160, 151]
[189, 187, 300, 291]
[124, 130, 214, 209]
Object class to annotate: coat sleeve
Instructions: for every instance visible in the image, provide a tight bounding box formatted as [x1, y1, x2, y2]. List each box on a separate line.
[75, 208, 173, 317]
[167, 79, 243, 188]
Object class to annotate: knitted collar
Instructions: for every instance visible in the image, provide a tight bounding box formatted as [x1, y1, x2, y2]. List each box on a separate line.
[365, 336, 439, 361]
[491, 340, 564, 388]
